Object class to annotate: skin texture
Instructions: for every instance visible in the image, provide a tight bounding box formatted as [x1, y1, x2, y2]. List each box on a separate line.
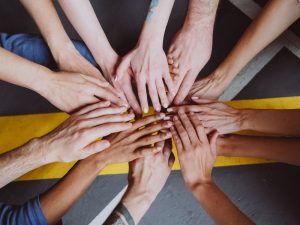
[39, 115, 173, 225]
[19, 0, 126, 107]
[171, 112, 254, 225]
[217, 134, 300, 166]
[0, 102, 133, 188]
[170, 98, 300, 136]
[104, 140, 175, 225]
[116, 0, 175, 114]
[190, 0, 300, 100]
[0, 47, 126, 112]
[168, 0, 219, 104]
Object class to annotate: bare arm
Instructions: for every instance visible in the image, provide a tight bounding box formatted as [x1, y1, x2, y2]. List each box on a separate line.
[39, 115, 172, 225]
[58, 0, 118, 81]
[171, 112, 254, 225]
[218, 134, 300, 166]
[191, 0, 300, 99]
[20, 0, 102, 78]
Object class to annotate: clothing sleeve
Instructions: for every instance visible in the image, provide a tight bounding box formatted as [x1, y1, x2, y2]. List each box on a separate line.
[0, 196, 49, 225]
[0, 32, 96, 68]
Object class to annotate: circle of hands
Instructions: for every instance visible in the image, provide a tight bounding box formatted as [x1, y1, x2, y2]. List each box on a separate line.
[44, 22, 242, 197]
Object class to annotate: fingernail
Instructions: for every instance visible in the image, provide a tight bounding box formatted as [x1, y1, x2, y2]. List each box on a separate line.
[103, 141, 110, 148]
[166, 121, 173, 127]
[192, 96, 199, 100]
[163, 103, 169, 108]
[190, 112, 194, 115]
[167, 108, 173, 112]
[173, 116, 178, 121]
[120, 106, 127, 112]
[155, 106, 161, 112]
[163, 116, 171, 120]
[143, 107, 149, 113]
[156, 147, 162, 151]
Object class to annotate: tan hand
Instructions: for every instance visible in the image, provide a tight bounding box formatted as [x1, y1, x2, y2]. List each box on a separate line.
[171, 112, 218, 188]
[42, 102, 133, 163]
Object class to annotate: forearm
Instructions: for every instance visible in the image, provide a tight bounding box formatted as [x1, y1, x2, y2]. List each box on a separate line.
[139, 0, 175, 46]
[191, 182, 254, 225]
[104, 187, 155, 225]
[185, 0, 219, 27]
[0, 139, 50, 188]
[0, 47, 52, 92]
[218, 134, 300, 166]
[20, 0, 73, 62]
[214, 0, 300, 85]
[40, 157, 106, 225]
[241, 109, 300, 136]
[58, 0, 116, 67]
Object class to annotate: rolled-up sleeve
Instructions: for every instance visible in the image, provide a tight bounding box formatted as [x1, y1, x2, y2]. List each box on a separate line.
[0, 197, 48, 225]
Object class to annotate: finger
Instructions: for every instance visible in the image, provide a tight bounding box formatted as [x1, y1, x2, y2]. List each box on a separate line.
[137, 76, 149, 114]
[80, 140, 110, 159]
[173, 116, 191, 149]
[148, 81, 161, 112]
[81, 106, 128, 119]
[134, 146, 162, 158]
[130, 121, 173, 141]
[79, 113, 135, 128]
[82, 74, 109, 88]
[93, 86, 127, 107]
[191, 97, 217, 104]
[163, 139, 172, 158]
[167, 105, 212, 113]
[74, 101, 111, 115]
[156, 141, 165, 152]
[156, 79, 169, 109]
[174, 70, 197, 105]
[163, 72, 176, 97]
[131, 113, 166, 131]
[122, 77, 142, 114]
[87, 122, 132, 141]
[178, 112, 198, 143]
[208, 131, 219, 156]
[135, 132, 172, 148]
[189, 113, 209, 144]
[170, 126, 184, 154]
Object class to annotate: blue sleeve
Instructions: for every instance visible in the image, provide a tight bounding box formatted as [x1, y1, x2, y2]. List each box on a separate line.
[0, 197, 49, 225]
[0, 32, 96, 68]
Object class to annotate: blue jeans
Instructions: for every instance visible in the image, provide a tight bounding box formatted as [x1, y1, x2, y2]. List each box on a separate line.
[0, 32, 96, 68]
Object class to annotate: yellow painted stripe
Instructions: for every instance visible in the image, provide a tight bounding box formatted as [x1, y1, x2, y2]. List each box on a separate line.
[1, 96, 300, 181]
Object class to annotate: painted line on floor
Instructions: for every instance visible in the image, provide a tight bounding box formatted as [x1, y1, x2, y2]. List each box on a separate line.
[1, 96, 300, 181]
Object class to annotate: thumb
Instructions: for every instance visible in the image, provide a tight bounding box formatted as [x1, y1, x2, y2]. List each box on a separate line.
[115, 56, 131, 81]
[82, 140, 110, 159]
[191, 97, 217, 104]
[208, 131, 219, 156]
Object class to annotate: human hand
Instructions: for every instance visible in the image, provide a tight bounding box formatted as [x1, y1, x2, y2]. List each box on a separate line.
[38, 71, 128, 113]
[116, 42, 175, 113]
[171, 112, 218, 189]
[168, 23, 213, 105]
[168, 99, 246, 134]
[98, 113, 173, 165]
[39, 101, 133, 163]
[189, 73, 226, 100]
[121, 140, 175, 224]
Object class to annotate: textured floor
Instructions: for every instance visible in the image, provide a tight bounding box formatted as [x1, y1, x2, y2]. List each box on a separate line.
[0, 0, 300, 224]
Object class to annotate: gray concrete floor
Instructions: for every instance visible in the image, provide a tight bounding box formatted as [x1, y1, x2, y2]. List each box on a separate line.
[0, 0, 300, 224]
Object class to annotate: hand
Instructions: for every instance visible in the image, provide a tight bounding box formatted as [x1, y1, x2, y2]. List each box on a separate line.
[54, 40, 103, 79]
[121, 140, 175, 224]
[39, 102, 133, 163]
[38, 71, 128, 113]
[98, 113, 173, 165]
[168, 99, 246, 134]
[167, 23, 213, 105]
[171, 112, 218, 188]
[116, 42, 175, 113]
[189, 73, 226, 100]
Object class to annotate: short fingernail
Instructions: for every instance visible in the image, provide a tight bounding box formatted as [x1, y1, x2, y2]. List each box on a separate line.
[156, 147, 162, 151]
[120, 106, 127, 112]
[165, 121, 173, 127]
[102, 140, 110, 148]
[167, 108, 173, 112]
[155, 106, 161, 112]
[192, 96, 199, 100]
[163, 116, 171, 120]
[173, 116, 178, 121]
[143, 107, 149, 113]
[158, 113, 165, 119]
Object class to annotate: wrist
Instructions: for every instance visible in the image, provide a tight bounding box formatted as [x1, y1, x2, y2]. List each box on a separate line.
[28, 137, 54, 165]
[188, 179, 215, 195]
[239, 109, 255, 131]
[121, 186, 156, 224]
[139, 28, 164, 47]
[29, 66, 53, 95]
